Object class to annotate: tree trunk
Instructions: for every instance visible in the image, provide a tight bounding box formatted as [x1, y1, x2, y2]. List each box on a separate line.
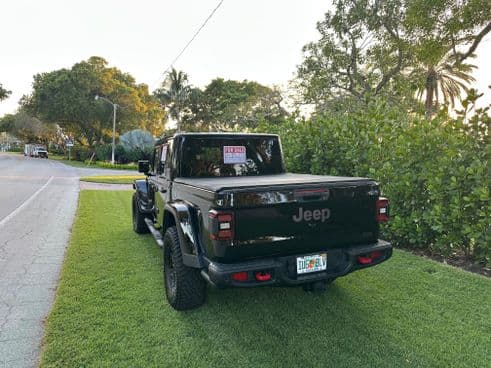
[176, 109, 182, 132]
[425, 68, 436, 119]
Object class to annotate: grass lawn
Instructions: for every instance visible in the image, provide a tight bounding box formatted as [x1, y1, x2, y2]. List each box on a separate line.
[49, 154, 93, 168]
[2, 151, 23, 154]
[41, 191, 491, 368]
[80, 175, 145, 184]
[49, 154, 137, 170]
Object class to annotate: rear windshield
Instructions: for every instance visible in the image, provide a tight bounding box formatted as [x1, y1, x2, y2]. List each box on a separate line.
[180, 137, 284, 177]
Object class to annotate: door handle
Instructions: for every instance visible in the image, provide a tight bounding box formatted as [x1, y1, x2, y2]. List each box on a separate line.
[160, 187, 167, 193]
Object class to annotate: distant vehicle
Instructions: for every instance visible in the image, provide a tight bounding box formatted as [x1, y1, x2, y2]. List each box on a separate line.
[24, 144, 31, 156]
[24, 144, 48, 158]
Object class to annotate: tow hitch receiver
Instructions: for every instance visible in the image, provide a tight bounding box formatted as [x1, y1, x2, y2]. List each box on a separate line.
[255, 271, 272, 281]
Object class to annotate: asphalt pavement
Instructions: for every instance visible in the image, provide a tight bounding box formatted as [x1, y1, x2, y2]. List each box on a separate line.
[0, 153, 136, 368]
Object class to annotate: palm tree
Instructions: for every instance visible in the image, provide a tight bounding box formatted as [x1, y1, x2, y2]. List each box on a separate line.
[415, 54, 476, 118]
[155, 69, 191, 131]
[0, 83, 11, 101]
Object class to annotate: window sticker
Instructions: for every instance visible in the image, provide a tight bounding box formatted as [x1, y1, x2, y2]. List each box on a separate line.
[223, 146, 246, 164]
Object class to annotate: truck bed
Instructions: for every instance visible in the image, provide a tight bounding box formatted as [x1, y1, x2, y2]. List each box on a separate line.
[174, 173, 372, 192]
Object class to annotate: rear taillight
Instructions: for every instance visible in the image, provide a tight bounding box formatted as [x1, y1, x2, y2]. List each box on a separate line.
[376, 197, 389, 223]
[209, 210, 234, 240]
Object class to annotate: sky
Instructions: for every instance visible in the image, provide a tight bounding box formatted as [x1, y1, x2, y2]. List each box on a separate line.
[0, 0, 490, 117]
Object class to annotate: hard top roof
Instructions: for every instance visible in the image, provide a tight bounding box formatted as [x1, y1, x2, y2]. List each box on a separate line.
[155, 132, 279, 146]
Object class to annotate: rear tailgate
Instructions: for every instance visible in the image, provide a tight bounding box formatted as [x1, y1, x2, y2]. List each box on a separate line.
[227, 181, 380, 260]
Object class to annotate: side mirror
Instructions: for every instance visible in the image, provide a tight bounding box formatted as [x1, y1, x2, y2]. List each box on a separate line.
[138, 160, 149, 174]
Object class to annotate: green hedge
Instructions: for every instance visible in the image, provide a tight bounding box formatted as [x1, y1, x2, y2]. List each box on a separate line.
[94, 143, 152, 164]
[64, 143, 150, 166]
[69, 146, 92, 161]
[259, 101, 490, 265]
[91, 161, 137, 170]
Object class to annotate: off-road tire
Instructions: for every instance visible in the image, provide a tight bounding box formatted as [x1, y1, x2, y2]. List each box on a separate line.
[163, 226, 206, 310]
[132, 194, 149, 234]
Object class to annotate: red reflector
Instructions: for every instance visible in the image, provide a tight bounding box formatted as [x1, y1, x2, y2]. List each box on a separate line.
[357, 251, 383, 265]
[218, 229, 233, 239]
[376, 197, 389, 222]
[231, 272, 248, 282]
[255, 271, 271, 282]
[218, 214, 232, 222]
[357, 256, 373, 265]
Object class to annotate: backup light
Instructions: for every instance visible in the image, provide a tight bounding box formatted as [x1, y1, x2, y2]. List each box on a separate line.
[219, 222, 231, 230]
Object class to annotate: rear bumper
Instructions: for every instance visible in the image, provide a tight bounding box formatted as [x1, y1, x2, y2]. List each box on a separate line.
[203, 240, 392, 287]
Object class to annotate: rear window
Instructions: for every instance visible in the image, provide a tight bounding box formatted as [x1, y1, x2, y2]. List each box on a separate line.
[180, 137, 284, 177]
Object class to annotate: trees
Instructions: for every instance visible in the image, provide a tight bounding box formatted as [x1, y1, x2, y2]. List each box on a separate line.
[296, 0, 491, 116]
[0, 111, 59, 145]
[23, 57, 165, 146]
[0, 83, 11, 101]
[0, 114, 16, 137]
[155, 71, 288, 132]
[155, 68, 191, 131]
[182, 78, 288, 131]
[297, 0, 408, 109]
[413, 54, 476, 117]
[404, 0, 491, 116]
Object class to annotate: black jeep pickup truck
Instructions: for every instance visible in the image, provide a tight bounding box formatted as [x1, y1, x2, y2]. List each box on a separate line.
[132, 132, 392, 310]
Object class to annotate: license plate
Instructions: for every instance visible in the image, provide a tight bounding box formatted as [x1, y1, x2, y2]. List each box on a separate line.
[296, 253, 327, 274]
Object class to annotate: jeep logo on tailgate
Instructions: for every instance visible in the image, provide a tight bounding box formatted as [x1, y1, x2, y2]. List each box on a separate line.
[292, 207, 330, 223]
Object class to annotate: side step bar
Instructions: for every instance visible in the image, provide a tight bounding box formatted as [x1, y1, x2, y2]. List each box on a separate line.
[144, 218, 164, 248]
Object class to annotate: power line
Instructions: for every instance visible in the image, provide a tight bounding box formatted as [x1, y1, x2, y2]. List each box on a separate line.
[152, 0, 225, 90]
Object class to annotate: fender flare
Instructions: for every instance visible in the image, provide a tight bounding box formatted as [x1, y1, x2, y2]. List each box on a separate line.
[164, 201, 204, 268]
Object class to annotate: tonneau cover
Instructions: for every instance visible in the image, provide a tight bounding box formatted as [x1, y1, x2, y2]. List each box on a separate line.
[174, 173, 373, 192]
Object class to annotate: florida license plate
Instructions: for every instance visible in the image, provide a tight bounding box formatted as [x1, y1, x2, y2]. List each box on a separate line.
[296, 253, 327, 274]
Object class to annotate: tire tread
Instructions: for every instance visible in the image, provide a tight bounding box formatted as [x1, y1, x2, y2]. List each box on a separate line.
[164, 227, 206, 310]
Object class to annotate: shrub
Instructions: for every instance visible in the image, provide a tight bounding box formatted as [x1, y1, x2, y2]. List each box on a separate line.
[119, 129, 154, 163]
[69, 146, 92, 161]
[94, 142, 152, 164]
[7, 146, 23, 152]
[94, 161, 137, 170]
[49, 146, 65, 155]
[120, 129, 154, 151]
[258, 100, 490, 265]
[95, 144, 112, 161]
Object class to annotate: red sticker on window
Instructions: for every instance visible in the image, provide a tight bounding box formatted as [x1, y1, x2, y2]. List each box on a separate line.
[223, 146, 246, 164]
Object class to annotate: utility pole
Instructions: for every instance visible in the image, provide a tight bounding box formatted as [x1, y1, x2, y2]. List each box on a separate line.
[95, 95, 118, 164]
[112, 103, 117, 164]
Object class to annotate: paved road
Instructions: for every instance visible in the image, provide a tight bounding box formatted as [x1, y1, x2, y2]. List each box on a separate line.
[0, 153, 136, 368]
